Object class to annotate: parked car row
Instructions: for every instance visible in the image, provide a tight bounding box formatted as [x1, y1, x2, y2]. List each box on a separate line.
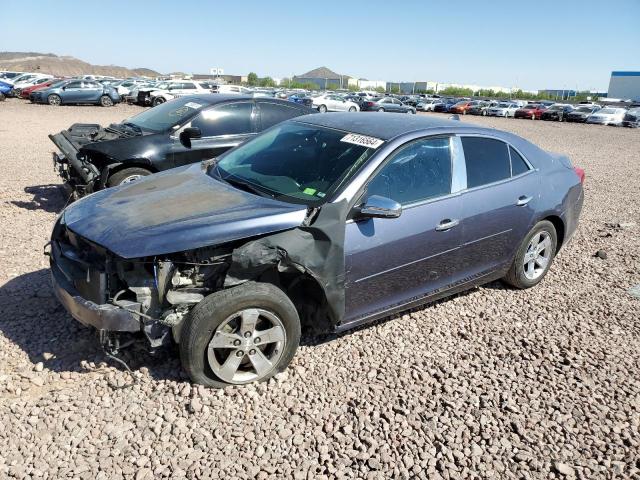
[46, 90, 585, 386]
[422, 96, 639, 127]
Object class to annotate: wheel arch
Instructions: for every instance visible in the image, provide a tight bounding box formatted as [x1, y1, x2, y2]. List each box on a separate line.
[101, 159, 157, 186]
[541, 214, 566, 251]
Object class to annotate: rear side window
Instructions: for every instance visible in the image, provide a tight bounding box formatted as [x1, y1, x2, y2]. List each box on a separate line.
[462, 137, 511, 188]
[367, 137, 452, 205]
[191, 102, 254, 136]
[259, 102, 304, 130]
[510, 146, 530, 176]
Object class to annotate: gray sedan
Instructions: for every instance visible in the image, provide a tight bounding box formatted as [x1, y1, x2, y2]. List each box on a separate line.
[368, 97, 416, 113]
[49, 113, 584, 386]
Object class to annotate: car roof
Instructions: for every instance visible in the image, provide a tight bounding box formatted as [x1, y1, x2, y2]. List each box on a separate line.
[291, 112, 490, 141]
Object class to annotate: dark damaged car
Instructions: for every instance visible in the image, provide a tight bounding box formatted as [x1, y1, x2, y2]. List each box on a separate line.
[49, 113, 585, 387]
[50, 95, 313, 198]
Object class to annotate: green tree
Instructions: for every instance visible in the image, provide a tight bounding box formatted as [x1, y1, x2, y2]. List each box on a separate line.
[374, 86, 385, 93]
[259, 76, 276, 87]
[247, 72, 258, 86]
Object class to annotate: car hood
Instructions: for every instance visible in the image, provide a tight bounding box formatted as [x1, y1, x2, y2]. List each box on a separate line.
[62, 164, 308, 258]
[79, 129, 158, 159]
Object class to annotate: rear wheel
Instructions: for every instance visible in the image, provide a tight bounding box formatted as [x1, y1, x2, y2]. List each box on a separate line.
[152, 96, 166, 107]
[378, 108, 385, 112]
[503, 220, 557, 289]
[531, 113, 535, 120]
[48, 94, 61, 106]
[482, 109, 487, 116]
[348, 106, 356, 112]
[318, 104, 327, 113]
[100, 95, 114, 107]
[106, 167, 151, 187]
[0, 93, 5, 102]
[179, 282, 301, 387]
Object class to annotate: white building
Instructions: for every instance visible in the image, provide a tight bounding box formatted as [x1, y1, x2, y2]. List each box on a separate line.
[608, 71, 640, 101]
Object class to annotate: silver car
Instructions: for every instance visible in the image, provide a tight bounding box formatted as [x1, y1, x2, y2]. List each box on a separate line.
[586, 107, 627, 126]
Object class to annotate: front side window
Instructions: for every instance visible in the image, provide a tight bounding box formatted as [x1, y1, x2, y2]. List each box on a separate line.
[462, 137, 511, 188]
[367, 137, 452, 205]
[191, 102, 254, 137]
[212, 122, 375, 205]
[65, 81, 82, 89]
[182, 83, 196, 90]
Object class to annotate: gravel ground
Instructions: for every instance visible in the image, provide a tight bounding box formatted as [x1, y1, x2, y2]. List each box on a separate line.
[0, 98, 638, 479]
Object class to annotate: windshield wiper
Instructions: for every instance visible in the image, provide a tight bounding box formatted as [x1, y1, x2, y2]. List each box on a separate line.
[122, 122, 142, 133]
[219, 175, 273, 198]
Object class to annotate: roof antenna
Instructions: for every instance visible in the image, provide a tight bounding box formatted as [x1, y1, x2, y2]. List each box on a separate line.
[449, 114, 460, 121]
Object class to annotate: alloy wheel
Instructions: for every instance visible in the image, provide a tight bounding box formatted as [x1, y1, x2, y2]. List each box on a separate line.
[119, 175, 143, 184]
[207, 308, 286, 384]
[523, 231, 552, 280]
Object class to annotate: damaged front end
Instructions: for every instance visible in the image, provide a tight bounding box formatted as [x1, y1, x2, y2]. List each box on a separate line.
[49, 217, 233, 349]
[49, 123, 141, 198]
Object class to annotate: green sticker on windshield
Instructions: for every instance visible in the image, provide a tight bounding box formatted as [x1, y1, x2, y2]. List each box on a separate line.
[303, 187, 317, 195]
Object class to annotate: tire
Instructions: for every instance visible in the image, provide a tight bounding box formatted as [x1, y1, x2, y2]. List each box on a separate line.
[348, 106, 356, 112]
[482, 110, 487, 116]
[503, 220, 558, 289]
[106, 167, 151, 187]
[463, 109, 467, 115]
[152, 96, 166, 107]
[48, 94, 61, 106]
[407, 109, 416, 114]
[531, 113, 535, 120]
[100, 95, 114, 107]
[179, 282, 301, 387]
[318, 104, 327, 113]
[378, 108, 385, 112]
[0, 93, 5, 102]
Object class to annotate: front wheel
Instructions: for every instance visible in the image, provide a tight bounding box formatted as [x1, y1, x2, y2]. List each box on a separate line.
[48, 94, 61, 106]
[482, 110, 487, 116]
[152, 96, 166, 107]
[348, 106, 356, 112]
[179, 282, 301, 387]
[531, 113, 535, 120]
[407, 109, 416, 114]
[503, 220, 558, 289]
[106, 167, 151, 187]
[100, 95, 114, 107]
[378, 108, 385, 112]
[318, 104, 327, 113]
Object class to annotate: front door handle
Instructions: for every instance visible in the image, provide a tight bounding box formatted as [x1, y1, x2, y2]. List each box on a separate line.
[435, 219, 459, 231]
[517, 195, 533, 206]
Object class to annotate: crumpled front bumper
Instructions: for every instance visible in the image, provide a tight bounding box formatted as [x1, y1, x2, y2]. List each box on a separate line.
[50, 249, 141, 332]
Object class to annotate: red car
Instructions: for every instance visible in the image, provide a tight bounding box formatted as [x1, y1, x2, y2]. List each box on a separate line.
[20, 79, 62, 99]
[514, 103, 547, 120]
[449, 100, 475, 114]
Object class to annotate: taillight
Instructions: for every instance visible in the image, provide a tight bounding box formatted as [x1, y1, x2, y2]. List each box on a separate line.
[574, 167, 585, 183]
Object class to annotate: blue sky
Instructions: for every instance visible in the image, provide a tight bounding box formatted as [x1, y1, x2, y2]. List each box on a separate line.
[1, 0, 638, 91]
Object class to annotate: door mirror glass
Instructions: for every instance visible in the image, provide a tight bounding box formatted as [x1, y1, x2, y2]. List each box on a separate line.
[358, 195, 402, 219]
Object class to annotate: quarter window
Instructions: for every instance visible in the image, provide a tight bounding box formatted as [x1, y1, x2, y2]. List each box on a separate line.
[509, 146, 530, 176]
[461, 137, 511, 188]
[367, 137, 452, 205]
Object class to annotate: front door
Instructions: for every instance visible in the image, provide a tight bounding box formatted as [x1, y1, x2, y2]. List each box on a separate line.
[344, 136, 463, 323]
[172, 101, 257, 167]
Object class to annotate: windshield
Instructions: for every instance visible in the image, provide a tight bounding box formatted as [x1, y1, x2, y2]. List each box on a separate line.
[212, 122, 377, 205]
[126, 97, 205, 132]
[575, 106, 593, 112]
[498, 103, 511, 108]
[548, 105, 565, 111]
[599, 108, 622, 114]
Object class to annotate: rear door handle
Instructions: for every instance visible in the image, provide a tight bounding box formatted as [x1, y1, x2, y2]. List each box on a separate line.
[517, 195, 532, 206]
[435, 219, 459, 231]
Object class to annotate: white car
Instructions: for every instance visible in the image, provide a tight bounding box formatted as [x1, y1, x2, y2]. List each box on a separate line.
[486, 102, 520, 117]
[5, 72, 46, 85]
[211, 84, 251, 95]
[148, 80, 211, 106]
[586, 107, 627, 126]
[416, 98, 440, 111]
[312, 94, 360, 113]
[115, 79, 149, 98]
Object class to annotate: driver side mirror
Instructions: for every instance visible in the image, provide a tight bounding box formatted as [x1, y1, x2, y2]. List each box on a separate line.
[179, 127, 202, 147]
[357, 195, 402, 219]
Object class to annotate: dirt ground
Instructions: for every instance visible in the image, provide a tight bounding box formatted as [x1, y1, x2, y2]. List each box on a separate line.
[0, 98, 638, 479]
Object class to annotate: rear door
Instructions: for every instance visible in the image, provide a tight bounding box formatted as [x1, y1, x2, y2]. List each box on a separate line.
[457, 136, 538, 277]
[344, 136, 464, 323]
[172, 101, 257, 167]
[81, 81, 102, 102]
